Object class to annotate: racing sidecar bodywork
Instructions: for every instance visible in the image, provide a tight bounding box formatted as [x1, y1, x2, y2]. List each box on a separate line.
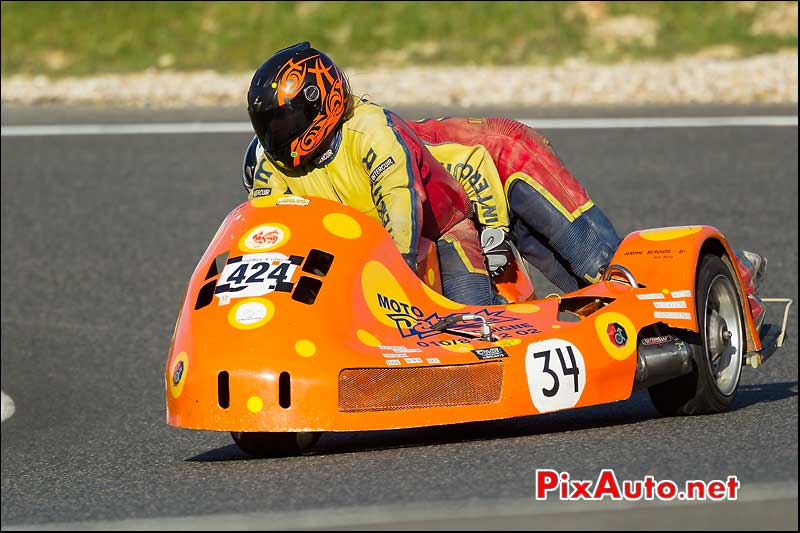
[166, 195, 789, 455]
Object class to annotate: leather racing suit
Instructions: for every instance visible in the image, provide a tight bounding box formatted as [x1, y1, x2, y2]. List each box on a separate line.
[410, 116, 622, 293]
[250, 100, 493, 305]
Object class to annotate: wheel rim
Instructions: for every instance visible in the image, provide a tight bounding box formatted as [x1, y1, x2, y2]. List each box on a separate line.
[703, 273, 744, 396]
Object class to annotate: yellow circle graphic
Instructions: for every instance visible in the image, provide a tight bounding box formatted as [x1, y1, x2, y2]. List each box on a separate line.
[639, 226, 701, 241]
[295, 339, 317, 357]
[228, 298, 275, 330]
[362, 260, 414, 328]
[357, 329, 382, 347]
[323, 213, 362, 239]
[247, 396, 264, 413]
[552, 324, 561, 329]
[168, 351, 189, 399]
[238, 222, 291, 252]
[442, 342, 474, 353]
[495, 338, 522, 348]
[250, 196, 279, 208]
[594, 312, 637, 360]
[427, 268, 436, 286]
[422, 283, 466, 311]
[507, 303, 541, 314]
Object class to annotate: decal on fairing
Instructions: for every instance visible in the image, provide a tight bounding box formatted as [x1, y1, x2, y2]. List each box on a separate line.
[525, 339, 586, 413]
[375, 292, 540, 342]
[168, 351, 189, 399]
[227, 297, 275, 330]
[594, 312, 637, 360]
[239, 223, 291, 252]
[215, 253, 303, 304]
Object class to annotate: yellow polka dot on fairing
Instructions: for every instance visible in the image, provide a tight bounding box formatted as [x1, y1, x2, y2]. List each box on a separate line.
[357, 329, 382, 347]
[250, 196, 280, 208]
[427, 268, 436, 286]
[228, 298, 275, 330]
[323, 213, 362, 239]
[507, 303, 540, 314]
[422, 283, 465, 310]
[442, 342, 474, 353]
[639, 226, 701, 241]
[295, 339, 316, 357]
[662, 288, 670, 294]
[362, 260, 413, 328]
[247, 396, 264, 413]
[594, 312, 637, 361]
[495, 338, 522, 348]
[552, 324, 561, 329]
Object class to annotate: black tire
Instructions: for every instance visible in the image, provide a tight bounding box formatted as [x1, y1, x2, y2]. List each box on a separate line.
[648, 254, 745, 415]
[231, 431, 321, 458]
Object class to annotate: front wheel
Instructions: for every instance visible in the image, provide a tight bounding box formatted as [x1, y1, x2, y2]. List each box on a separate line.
[648, 254, 745, 415]
[231, 431, 321, 458]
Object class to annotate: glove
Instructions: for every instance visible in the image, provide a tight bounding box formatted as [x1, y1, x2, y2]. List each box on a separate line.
[402, 252, 418, 273]
[481, 228, 512, 277]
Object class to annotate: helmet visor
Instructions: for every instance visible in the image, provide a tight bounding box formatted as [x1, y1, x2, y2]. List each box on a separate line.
[249, 100, 318, 167]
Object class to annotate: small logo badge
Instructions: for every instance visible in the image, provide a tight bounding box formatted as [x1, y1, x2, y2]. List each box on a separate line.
[472, 347, 509, 360]
[172, 360, 185, 385]
[304, 85, 320, 101]
[607, 323, 628, 347]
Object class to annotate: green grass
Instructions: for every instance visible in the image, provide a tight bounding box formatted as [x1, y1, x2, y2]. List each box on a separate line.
[1, 1, 796, 78]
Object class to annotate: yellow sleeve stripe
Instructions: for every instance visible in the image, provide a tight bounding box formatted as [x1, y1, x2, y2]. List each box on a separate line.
[504, 172, 594, 222]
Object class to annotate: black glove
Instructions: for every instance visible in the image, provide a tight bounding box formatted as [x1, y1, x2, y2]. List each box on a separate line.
[481, 228, 512, 277]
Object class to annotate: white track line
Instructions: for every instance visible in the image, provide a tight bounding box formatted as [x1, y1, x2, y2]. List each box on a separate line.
[1, 390, 15, 422]
[1, 115, 796, 137]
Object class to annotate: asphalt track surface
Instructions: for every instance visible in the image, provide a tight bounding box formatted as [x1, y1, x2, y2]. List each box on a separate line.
[1, 104, 797, 530]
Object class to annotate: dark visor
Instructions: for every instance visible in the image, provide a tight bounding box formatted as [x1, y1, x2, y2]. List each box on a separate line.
[249, 100, 317, 160]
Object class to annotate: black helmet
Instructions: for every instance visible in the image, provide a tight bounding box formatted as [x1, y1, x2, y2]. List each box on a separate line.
[247, 42, 351, 169]
[241, 135, 262, 192]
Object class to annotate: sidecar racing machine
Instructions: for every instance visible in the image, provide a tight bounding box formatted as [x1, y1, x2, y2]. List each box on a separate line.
[166, 195, 791, 457]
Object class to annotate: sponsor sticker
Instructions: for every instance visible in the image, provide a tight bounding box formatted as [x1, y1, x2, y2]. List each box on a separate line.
[239, 223, 291, 252]
[654, 311, 693, 320]
[607, 323, 628, 347]
[636, 293, 666, 300]
[252, 188, 272, 198]
[653, 300, 687, 309]
[369, 156, 396, 182]
[641, 335, 677, 346]
[670, 290, 692, 298]
[472, 346, 509, 360]
[276, 195, 310, 206]
[386, 359, 401, 366]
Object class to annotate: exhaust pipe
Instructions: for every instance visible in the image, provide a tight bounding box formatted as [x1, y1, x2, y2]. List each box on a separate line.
[634, 335, 694, 390]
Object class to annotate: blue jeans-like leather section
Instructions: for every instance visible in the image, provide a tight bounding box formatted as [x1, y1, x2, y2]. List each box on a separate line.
[507, 180, 621, 292]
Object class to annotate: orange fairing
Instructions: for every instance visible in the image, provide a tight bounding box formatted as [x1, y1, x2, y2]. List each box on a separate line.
[165, 197, 740, 433]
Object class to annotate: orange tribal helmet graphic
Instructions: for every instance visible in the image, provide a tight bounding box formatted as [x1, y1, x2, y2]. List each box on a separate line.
[247, 42, 351, 169]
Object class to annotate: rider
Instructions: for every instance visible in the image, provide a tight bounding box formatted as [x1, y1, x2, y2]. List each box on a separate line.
[244, 42, 494, 306]
[409, 116, 768, 325]
[409, 116, 620, 293]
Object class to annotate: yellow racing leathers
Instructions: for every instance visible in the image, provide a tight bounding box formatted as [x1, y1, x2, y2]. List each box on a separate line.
[249, 100, 494, 305]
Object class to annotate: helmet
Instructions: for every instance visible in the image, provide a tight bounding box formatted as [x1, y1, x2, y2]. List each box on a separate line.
[241, 134, 263, 192]
[247, 42, 351, 169]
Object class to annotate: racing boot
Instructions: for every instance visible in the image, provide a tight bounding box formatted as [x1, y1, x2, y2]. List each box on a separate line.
[734, 249, 768, 329]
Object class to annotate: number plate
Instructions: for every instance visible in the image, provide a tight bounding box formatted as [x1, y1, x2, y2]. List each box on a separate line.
[214, 253, 301, 303]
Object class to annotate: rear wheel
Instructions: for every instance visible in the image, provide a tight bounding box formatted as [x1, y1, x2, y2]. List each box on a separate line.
[231, 431, 321, 458]
[648, 254, 745, 415]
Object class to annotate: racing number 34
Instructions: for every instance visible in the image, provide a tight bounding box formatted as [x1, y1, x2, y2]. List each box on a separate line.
[532, 345, 580, 397]
[525, 339, 587, 413]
